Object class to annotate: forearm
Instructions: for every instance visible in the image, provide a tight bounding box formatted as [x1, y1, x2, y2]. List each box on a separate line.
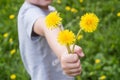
[33, 17, 84, 77]
[33, 17, 67, 60]
[44, 27, 67, 60]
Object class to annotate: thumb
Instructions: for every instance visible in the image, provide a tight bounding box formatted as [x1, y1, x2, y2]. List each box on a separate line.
[74, 46, 85, 58]
[75, 51, 84, 58]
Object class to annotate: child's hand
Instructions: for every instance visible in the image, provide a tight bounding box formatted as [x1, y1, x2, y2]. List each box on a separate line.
[60, 46, 84, 77]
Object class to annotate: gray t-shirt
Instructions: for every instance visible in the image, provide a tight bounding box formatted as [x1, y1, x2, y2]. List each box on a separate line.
[17, 1, 74, 80]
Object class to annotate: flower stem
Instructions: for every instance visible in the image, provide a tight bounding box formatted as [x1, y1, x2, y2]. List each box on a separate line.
[58, 24, 63, 31]
[66, 44, 72, 54]
[72, 29, 82, 53]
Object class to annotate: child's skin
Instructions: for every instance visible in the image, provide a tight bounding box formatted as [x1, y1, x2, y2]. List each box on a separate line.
[26, 0, 84, 77]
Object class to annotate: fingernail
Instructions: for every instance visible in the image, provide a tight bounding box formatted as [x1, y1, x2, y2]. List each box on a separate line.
[78, 52, 84, 57]
[81, 52, 84, 57]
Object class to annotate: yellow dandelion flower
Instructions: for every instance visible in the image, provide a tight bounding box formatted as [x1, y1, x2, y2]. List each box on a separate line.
[10, 74, 16, 80]
[99, 75, 106, 80]
[80, 0, 83, 3]
[58, 30, 75, 45]
[95, 59, 101, 64]
[9, 38, 13, 43]
[71, 8, 78, 13]
[57, 0, 61, 4]
[3, 32, 9, 38]
[117, 12, 120, 17]
[77, 35, 83, 40]
[80, 13, 99, 32]
[65, 6, 71, 11]
[45, 11, 62, 29]
[10, 49, 16, 55]
[9, 14, 15, 19]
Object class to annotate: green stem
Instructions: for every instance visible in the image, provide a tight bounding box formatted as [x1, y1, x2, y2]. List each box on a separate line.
[66, 44, 72, 54]
[58, 24, 63, 31]
[72, 29, 82, 53]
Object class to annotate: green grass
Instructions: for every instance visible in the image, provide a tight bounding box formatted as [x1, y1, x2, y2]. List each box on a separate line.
[0, 0, 120, 80]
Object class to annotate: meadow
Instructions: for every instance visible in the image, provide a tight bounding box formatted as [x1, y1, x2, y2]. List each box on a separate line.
[0, 0, 120, 80]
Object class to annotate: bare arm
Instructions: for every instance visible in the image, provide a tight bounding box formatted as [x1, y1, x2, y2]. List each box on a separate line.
[33, 17, 67, 60]
[33, 17, 84, 76]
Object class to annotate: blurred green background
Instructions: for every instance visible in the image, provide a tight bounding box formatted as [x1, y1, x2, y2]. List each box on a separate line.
[0, 0, 120, 80]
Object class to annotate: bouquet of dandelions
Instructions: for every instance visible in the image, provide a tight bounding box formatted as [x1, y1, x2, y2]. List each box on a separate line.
[45, 11, 99, 54]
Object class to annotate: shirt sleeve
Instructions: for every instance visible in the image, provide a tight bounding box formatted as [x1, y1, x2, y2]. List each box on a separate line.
[23, 7, 45, 39]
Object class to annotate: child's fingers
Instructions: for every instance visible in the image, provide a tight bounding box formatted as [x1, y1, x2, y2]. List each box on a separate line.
[61, 53, 79, 63]
[65, 66, 81, 74]
[68, 72, 81, 77]
[62, 59, 80, 70]
[64, 67, 81, 77]
[74, 46, 84, 57]
[75, 52, 84, 58]
[61, 52, 82, 77]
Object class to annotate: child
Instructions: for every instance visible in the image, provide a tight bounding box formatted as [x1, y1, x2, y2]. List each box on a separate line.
[17, 0, 84, 80]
